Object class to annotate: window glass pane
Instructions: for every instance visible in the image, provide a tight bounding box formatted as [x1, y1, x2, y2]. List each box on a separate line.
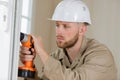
[21, 18, 28, 33]
[22, 0, 29, 17]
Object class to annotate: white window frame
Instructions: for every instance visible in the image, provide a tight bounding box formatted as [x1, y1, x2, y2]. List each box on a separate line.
[8, 0, 22, 80]
[0, 0, 22, 80]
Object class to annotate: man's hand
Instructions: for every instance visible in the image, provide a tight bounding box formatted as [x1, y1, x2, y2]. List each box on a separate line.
[19, 46, 36, 64]
[32, 35, 49, 64]
[19, 35, 49, 65]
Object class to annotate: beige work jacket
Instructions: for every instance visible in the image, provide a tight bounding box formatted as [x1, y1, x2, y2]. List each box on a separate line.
[34, 37, 117, 80]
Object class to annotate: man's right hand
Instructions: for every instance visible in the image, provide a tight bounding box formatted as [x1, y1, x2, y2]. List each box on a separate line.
[19, 46, 36, 64]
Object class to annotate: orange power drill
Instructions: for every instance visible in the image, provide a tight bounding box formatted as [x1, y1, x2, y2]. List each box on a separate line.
[18, 32, 36, 78]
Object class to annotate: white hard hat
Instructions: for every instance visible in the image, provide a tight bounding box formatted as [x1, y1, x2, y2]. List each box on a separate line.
[51, 0, 91, 24]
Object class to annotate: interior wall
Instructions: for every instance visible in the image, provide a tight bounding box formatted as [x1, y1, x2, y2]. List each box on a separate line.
[83, 0, 120, 79]
[31, 0, 54, 52]
[31, 0, 61, 53]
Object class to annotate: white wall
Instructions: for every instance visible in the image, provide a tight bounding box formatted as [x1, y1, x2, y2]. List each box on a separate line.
[0, 2, 10, 79]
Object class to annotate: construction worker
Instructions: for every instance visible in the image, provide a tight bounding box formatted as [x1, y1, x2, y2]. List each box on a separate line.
[20, 0, 117, 80]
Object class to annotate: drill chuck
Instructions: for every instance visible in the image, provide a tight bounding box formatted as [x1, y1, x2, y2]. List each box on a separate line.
[20, 32, 24, 41]
[20, 32, 28, 43]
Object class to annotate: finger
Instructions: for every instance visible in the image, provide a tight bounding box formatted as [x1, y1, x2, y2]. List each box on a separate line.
[31, 48, 36, 56]
[20, 46, 31, 55]
[20, 46, 29, 50]
[31, 48, 35, 53]
[20, 54, 34, 62]
[20, 50, 31, 55]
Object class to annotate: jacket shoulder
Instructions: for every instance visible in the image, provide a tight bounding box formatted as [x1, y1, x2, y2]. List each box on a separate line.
[84, 38, 115, 67]
[86, 38, 110, 52]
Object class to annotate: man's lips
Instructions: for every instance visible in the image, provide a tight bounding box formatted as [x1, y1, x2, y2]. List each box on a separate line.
[56, 36, 64, 41]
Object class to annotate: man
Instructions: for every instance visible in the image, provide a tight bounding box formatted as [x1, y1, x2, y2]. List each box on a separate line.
[20, 0, 117, 80]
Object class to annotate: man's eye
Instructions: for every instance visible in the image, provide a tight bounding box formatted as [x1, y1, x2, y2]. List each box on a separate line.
[56, 25, 59, 28]
[64, 25, 70, 28]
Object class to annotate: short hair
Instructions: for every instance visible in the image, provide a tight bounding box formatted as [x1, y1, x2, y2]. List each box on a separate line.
[84, 22, 90, 26]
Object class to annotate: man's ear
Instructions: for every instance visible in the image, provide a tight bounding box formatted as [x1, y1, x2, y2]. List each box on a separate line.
[79, 24, 87, 36]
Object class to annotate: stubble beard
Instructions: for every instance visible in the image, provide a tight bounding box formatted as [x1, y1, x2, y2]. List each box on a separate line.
[56, 32, 79, 48]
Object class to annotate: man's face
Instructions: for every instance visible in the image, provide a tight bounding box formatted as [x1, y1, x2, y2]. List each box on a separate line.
[56, 21, 80, 48]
